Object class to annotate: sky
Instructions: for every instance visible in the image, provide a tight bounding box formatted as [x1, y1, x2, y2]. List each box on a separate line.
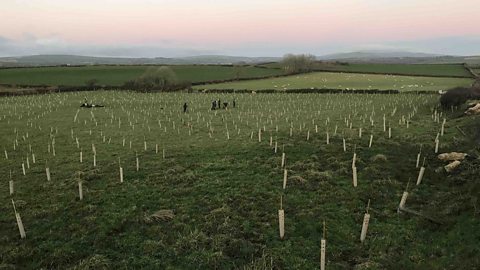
[1, 0, 479, 57]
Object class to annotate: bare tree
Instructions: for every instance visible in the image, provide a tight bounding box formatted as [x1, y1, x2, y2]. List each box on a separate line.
[233, 62, 247, 80]
[281, 54, 316, 74]
[132, 67, 180, 91]
[85, 78, 99, 90]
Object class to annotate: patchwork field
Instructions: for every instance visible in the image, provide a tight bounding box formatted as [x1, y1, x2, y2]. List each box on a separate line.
[195, 72, 473, 92]
[261, 63, 473, 78]
[0, 65, 284, 86]
[1, 91, 479, 269]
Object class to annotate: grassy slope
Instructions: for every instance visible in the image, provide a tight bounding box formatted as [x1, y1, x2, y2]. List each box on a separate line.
[0, 65, 284, 86]
[195, 72, 473, 91]
[0, 92, 479, 269]
[262, 63, 472, 77]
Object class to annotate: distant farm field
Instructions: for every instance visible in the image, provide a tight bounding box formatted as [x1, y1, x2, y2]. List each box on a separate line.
[195, 72, 473, 92]
[0, 65, 284, 86]
[262, 63, 472, 77]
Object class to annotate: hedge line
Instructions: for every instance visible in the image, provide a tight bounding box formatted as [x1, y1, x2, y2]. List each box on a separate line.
[200, 88, 438, 94]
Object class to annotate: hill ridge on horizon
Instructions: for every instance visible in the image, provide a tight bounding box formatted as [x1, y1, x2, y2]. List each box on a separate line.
[1, 51, 479, 67]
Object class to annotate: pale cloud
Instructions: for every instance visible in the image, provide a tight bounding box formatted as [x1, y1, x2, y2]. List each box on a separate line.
[1, 35, 480, 57]
[0, 34, 217, 57]
[0, 0, 479, 57]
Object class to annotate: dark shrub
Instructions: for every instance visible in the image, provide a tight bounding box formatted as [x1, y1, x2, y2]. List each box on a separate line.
[471, 86, 480, 98]
[440, 87, 473, 109]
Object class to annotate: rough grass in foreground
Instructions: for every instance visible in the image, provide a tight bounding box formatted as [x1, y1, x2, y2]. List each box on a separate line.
[0, 92, 479, 269]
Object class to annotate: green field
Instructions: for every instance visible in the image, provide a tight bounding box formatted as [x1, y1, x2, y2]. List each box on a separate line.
[195, 72, 473, 92]
[0, 65, 284, 86]
[262, 63, 472, 77]
[1, 91, 479, 269]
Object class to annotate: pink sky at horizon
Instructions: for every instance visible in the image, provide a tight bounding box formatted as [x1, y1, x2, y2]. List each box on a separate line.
[1, 0, 479, 56]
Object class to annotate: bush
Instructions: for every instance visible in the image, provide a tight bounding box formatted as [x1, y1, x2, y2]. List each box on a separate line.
[281, 54, 316, 74]
[440, 87, 474, 109]
[123, 67, 190, 91]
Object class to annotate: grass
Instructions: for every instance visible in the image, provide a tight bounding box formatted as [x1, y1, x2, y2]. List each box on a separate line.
[0, 91, 479, 269]
[261, 63, 473, 78]
[195, 72, 473, 92]
[0, 65, 284, 86]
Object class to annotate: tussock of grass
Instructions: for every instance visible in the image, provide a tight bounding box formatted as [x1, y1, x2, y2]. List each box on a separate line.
[71, 169, 100, 183]
[209, 205, 231, 216]
[242, 251, 275, 270]
[69, 254, 110, 270]
[289, 175, 307, 185]
[144, 209, 175, 223]
[165, 165, 186, 174]
[371, 154, 388, 162]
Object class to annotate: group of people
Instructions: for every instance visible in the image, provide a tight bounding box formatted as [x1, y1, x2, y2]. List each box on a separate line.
[80, 98, 104, 108]
[182, 99, 237, 113]
[211, 99, 236, 110]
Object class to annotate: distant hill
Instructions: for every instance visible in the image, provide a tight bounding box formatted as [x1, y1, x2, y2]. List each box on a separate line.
[318, 51, 443, 60]
[1, 51, 479, 67]
[0, 54, 281, 67]
[317, 51, 480, 65]
[178, 55, 280, 64]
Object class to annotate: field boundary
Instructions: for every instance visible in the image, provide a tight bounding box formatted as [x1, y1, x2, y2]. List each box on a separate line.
[464, 64, 479, 78]
[0, 63, 254, 70]
[258, 63, 474, 78]
[0, 86, 442, 97]
[200, 88, 440, 94]
[308, 68, 473, 79]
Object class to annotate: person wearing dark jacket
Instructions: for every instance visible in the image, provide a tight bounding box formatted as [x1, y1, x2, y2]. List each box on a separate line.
[183, 102, 188, 113]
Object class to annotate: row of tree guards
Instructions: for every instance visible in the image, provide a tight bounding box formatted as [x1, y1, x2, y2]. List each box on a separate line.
[3, 93, 448, 268]
[277, 140, 430, 268]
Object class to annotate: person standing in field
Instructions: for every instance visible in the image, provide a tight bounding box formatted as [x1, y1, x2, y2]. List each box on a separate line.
[183, 102, 188, 113]
[233, 100, 236, 108]
[211, 100, 217, 110]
